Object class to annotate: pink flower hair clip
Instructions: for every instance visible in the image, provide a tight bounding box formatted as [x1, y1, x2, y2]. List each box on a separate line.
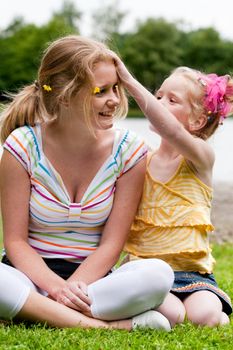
[198, 74, 232, 124]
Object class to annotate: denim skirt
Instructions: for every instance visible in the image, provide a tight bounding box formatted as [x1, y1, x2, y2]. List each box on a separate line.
[171, 271, 232, 315]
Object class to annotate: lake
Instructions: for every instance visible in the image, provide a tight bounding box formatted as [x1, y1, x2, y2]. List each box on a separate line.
[0, 118, 232, 183]
[116, 118, 233, 184]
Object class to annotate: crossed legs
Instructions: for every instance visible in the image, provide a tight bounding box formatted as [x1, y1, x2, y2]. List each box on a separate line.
[0, 259, 174, 329]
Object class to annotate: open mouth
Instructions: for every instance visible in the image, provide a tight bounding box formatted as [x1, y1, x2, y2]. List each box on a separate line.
[99, 111, 114, 117]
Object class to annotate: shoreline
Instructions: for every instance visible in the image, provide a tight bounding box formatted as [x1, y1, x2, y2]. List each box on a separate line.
[211, 182, 233, 243]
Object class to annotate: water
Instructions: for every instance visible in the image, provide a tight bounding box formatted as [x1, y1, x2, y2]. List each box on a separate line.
[0, 118, 232, 183]
[116, 118, 233, 184]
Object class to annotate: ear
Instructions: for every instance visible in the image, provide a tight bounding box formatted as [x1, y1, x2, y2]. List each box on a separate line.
[189, 114, 207, 131]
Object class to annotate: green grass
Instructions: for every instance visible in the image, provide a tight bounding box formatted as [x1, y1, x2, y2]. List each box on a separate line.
[0, 321, 232, 350]
[0, 223, 232, 349]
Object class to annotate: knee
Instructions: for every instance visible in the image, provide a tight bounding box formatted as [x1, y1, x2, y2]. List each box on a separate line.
[136, 260, 174, 303]
[142, 259, 174, 293]
[187, 308, 222, 327]
[167, 306, 186, 327]
[158, 299, 186, 327]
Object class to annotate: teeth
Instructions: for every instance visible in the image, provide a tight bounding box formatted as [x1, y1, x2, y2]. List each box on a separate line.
[101, 113, 113, 116]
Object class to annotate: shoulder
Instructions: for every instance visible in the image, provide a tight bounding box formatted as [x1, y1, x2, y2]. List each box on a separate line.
[113, 128, 148, 174]
[4, 125, 36, 147]
[114, 128, 146, 151]
[189, 137, 215, 173]
[3, 125, 40, 173]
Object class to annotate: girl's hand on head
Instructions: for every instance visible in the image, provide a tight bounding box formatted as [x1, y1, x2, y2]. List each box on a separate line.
[56, 280, 92, 315]
[108, 50, 133, 85]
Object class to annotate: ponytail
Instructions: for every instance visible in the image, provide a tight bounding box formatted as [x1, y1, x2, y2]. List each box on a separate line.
[0, 83, 46, 144]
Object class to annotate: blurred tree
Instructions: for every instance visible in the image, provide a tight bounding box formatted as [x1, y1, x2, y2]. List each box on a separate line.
[90, 0, 126, 42]
[181, 28, 233, 75]
[181, 28, 224, 71]
[0, 0, 81, 95]
[1, 1, 233, 111]
[52, 0, 81, 31]
[119, 18, 183, 92]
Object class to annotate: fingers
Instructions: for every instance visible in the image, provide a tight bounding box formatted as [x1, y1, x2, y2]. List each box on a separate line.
[59, 292, 91, 314]
[69, 281, 91, 305]
[57, 281, 92, 314]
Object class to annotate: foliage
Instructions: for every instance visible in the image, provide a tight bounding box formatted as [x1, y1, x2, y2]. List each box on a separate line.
[90, 0, 126, 42]
[180, 27, 233, 74]
[0, 1, 80, 94]
[119, 18, 183, 91]
[1, 0, 233, 110]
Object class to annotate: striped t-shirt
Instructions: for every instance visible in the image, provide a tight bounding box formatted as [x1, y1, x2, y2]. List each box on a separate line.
[3, 124, 147, 263]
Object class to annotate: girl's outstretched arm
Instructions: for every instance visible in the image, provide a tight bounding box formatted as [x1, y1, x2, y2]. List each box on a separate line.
[112, 54, 214, 174]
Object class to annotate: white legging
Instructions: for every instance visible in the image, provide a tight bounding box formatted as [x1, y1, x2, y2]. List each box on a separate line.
[0, 259, 174, 321]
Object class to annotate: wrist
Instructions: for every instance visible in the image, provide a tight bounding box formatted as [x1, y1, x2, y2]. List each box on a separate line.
[47, 278, 66, 299]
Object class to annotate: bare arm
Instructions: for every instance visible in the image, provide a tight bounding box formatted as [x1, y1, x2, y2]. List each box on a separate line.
[0, 151, 66, 297]
[67, 157, 147, 284]
[113, 55, 215, 174]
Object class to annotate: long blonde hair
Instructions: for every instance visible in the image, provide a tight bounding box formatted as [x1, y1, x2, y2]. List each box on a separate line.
[0, 35, 128, 143]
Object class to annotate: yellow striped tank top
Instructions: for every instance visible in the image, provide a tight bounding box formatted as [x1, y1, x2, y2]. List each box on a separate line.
[125, 154, 216, 274]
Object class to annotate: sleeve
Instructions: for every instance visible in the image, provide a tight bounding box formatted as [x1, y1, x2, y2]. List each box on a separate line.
[3, 126, 36, 176]
[115, 129, 148, 177]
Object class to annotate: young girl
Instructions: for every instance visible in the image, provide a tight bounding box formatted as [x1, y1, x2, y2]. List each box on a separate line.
[113, 56, 233, 327]
[0, 35, 174, 330]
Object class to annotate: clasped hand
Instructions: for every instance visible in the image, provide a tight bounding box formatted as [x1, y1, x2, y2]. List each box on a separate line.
[56, 280, 92, 316]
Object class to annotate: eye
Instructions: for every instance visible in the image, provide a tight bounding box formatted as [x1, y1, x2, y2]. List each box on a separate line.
[156, 95, 162, 100]
[169, 97, 176, 103]
[93, 87, 106, 96]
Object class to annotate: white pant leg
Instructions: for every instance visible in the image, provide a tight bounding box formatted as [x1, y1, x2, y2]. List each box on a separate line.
[0, 262, 38, 319]
[88, 259, 174, 320]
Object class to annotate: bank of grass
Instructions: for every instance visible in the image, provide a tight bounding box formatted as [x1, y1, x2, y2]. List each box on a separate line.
[0, 223, 232, 349]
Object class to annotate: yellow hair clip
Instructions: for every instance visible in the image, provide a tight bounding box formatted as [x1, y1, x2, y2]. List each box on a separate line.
[93, 86, 100, 94]
[43, 84, 52, 92]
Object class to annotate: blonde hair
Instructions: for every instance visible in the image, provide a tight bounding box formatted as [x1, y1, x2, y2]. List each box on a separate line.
[0, 35, 128, 143]
[171, 66, 233, 140]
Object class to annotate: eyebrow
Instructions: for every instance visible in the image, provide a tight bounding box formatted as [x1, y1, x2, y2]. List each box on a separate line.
[169, 91, 183, 99]
[98, 81, 118, 89]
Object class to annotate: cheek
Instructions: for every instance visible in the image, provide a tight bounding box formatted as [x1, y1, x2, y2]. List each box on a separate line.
[91, 100, 101, 113]
[92, 97, 106, 110]
[173, 105, 187, 118]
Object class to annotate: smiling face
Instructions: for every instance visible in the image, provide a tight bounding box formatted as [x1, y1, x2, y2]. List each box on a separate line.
[90, 60, 120, 130]
[155, 73, 193, 129]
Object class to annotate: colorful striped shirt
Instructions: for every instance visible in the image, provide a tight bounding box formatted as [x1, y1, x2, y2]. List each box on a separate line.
[125, 152, 215, 274]
[3, 124, 147, 263]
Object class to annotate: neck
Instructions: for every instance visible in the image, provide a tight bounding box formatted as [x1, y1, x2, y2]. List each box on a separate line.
[157, 138, 180, 160]
[49, 117, 97, 145]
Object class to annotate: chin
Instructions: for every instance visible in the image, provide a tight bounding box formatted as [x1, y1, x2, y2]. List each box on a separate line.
[102, 123, 113, 130]
[96, 123, 113, 130]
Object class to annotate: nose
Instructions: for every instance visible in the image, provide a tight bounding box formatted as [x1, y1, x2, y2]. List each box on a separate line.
[107, 91, 120, 107]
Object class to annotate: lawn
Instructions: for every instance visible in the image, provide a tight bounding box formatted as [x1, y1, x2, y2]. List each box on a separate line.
[0, 223, 232, 349]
